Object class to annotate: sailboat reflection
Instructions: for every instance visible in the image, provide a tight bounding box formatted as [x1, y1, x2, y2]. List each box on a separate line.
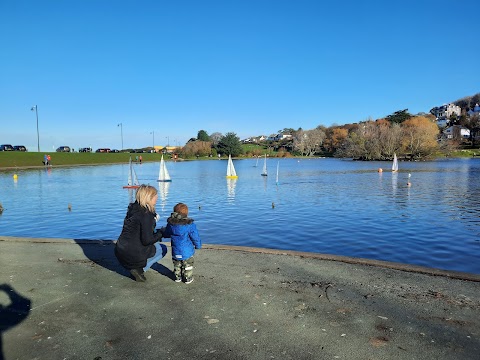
[158, 181, 171, 211]
[391, 171, 398, 196]
[227, 178, 236, 203]
[127, 188, 135, 204]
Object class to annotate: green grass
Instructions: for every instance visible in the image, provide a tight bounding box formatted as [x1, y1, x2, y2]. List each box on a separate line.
[0, 152, 169, 168]
[446, 149, 480, 157]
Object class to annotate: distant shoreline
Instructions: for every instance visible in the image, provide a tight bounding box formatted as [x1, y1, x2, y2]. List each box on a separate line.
[1, 150, 478, 171]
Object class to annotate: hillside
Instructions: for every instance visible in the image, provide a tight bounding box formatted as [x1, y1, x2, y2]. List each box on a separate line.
[453, 92, 480, 111]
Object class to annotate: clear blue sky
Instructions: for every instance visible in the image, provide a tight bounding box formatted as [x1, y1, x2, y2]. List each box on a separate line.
[1, 0, 478, 152]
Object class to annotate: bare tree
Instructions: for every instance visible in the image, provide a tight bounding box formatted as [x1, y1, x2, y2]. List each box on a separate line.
[210, 132, 223, 146]
[401, 116, 439, 159]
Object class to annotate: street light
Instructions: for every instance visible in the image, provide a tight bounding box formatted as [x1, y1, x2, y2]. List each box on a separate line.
[117, 123, 123, 150]
[150, 131, 155, 151]
[31, 105, 40, 152]
[166, 136, 169, 147]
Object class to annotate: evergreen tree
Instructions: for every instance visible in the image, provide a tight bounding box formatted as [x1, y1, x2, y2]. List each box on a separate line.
[386, 109, 412, 124]
[197, 130, 210, 141]
[217, 132, 243, 157]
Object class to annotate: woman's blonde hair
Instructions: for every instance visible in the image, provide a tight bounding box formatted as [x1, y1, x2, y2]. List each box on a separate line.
[135, 184, 158, 213]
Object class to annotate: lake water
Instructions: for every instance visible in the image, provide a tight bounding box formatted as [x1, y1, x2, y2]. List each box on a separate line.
[1, 157, 480, 275]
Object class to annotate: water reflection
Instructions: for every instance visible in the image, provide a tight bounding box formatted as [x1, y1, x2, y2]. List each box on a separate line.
[391, 172, 398, 195]
[1, 158, 480, 274]
[226, 178, 236, 203]
[158, 181, 171, 211]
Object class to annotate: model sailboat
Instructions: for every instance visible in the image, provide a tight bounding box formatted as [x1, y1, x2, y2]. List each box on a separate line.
[392, 153, 399, 172]
[157, 154, 172, 182]
[226, 154, 238, 179]
[123, 156, 140, 189]
[261, 154, 268, 176]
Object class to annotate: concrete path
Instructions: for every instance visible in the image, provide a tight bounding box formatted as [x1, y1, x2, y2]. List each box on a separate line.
[1, 236, 479, 360]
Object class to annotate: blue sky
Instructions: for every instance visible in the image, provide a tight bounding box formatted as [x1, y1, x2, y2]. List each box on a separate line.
[1, 0, 478, 152]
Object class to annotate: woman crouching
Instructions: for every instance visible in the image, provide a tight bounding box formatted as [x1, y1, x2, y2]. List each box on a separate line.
[115, 185, 167, 282]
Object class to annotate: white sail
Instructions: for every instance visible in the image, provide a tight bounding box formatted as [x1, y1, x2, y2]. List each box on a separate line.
[392, 153, 398, 172]
[261, 154, 268, 176]
[157, 154, 172, 182]
[226, 154, 238, 178]
[132, 166, 139, 186]
[124, 156, 140, 188]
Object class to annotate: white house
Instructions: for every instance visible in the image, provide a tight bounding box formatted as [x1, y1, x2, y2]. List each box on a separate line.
[443, 125, 470, 139]
[430, 103, 461, 120]
[267, 133, 293, 141]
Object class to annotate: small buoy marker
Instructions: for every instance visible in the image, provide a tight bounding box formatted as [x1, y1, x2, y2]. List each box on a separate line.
[13, 174, 18, 180]
[378, 168, 383, 173]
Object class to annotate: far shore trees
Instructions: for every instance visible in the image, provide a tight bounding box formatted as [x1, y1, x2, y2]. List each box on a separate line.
[217, 132, 243, 157]
[183, 106, 468, 160]
[293, 127, 326, 156]
[401, 116, 439, 158]
[337, 115, 439, 160]
[197, 130, 211, 142]
[180, 140, 212, 158]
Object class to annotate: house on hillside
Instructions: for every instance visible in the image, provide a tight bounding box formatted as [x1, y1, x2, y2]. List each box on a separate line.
[436, 119, 449, 128]
[467, 104, 480, 117]
[443, 125, 470, 140]
[267, 133, 293, 141]
[430, 104, 461, 126]
[248, 135, 267, 143]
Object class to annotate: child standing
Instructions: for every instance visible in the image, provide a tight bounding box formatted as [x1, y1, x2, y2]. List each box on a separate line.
[161, 203, 201, 284]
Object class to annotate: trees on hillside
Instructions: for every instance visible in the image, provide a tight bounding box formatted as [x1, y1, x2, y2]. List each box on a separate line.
[386, 109, 412, 124]
[197, 130, 210, 142]
[210, 132, 223, 146]
[293, 128, 326, 156]
[459, 113, 480, 147]
[180, 140, 212, 158]
[401, 116, 439, 158]
[217, 132, 243, 157]
[338, 116, 439, 160]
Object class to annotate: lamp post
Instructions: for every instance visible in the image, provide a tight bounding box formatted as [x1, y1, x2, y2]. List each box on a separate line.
[117, 123, 123, 150]
[150, 131, 155, 151]
[31, 105, 40, 152]
[166, 136, 169, 147]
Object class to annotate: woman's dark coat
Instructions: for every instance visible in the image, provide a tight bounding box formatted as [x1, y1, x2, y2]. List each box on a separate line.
[115, 201, 162, 270]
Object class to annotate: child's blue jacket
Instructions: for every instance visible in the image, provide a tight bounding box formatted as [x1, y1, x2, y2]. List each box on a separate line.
[162, 213, 201, 261]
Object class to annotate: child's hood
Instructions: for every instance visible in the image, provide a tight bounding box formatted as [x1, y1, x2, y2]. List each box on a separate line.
[167, 212, 194, 226]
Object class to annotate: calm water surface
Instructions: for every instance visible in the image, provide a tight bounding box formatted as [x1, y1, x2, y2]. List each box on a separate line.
[1, 157, 479, 274]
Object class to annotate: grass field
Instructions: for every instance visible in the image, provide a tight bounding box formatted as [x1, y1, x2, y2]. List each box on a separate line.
[0, 152, 167, 168]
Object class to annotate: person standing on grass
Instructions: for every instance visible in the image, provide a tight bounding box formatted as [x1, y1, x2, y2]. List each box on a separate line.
[161, 203, 201, 284]
[115, 185, 166, 282]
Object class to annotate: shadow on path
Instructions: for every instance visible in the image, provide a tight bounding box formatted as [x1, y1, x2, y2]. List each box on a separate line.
[73, 239, 174, 281]
[0, 284, 31, 360]
[74, 239, 130, 279]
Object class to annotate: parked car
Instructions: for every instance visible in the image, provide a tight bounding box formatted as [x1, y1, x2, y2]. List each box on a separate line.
[95, 148, 111, 153]
[110, 149, 120, 153]
[0, 144, 14, 151]
[56, 146, 71, 152]
[13, 145, 27, 151]
[79, 147, 92, 152]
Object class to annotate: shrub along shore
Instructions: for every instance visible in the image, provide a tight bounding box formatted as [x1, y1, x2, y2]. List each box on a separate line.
[1, 149, 479, 170]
